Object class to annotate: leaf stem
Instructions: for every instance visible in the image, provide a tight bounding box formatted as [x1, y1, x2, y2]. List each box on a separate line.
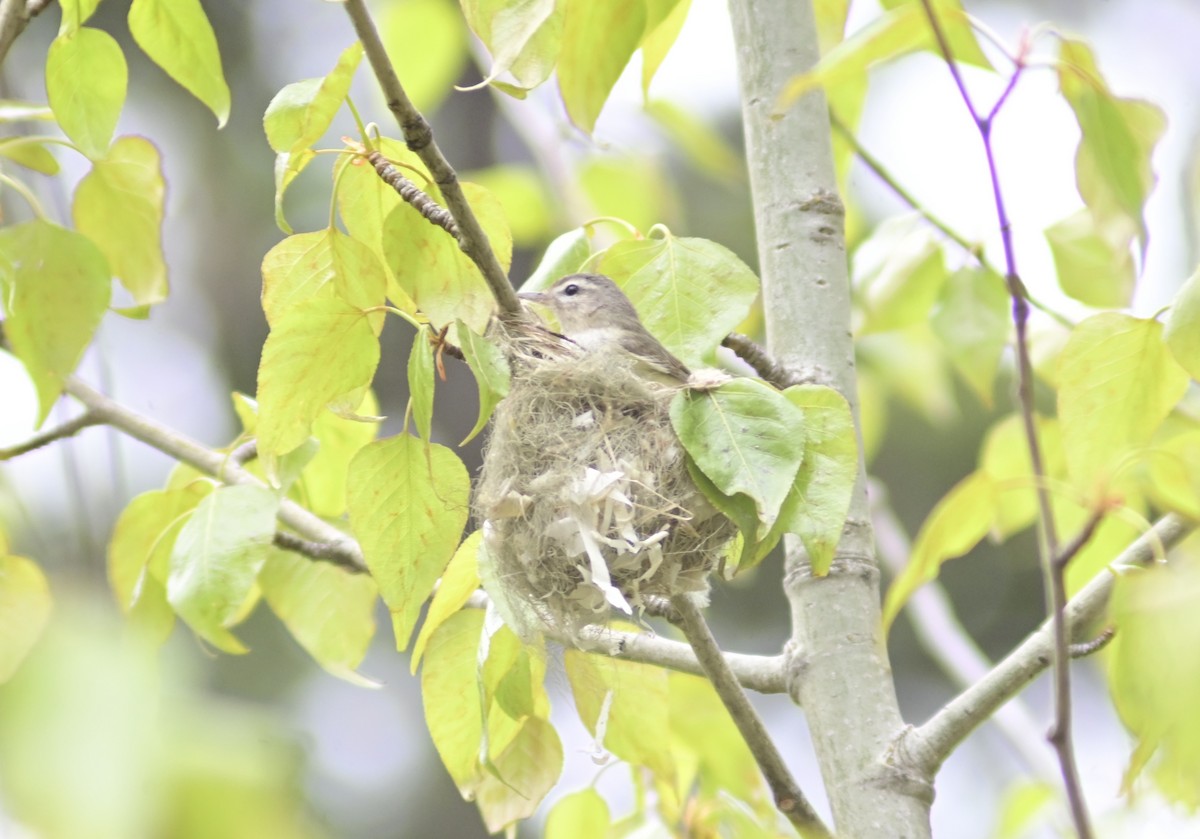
[0, 170, 46, 218]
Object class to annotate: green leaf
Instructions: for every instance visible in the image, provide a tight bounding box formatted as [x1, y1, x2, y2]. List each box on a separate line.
[1109, 560, 1200, 807]
[1057, 313, 1189, 495]
[0, 220, 111, 424]
[298, 390, 380, 518]
[0, 555, 52, 683]
[520, 227, 590, 292]
[684, 456, 763, 570]
[475, 716, 562, 833]
[857, 218, 947, 335]
[598, 231, 760, 368]
[0, 137, 60, 174]
[669, 672, 760, 801]
[58, 0, 103, 32]
[882, 471, 995, 632]
[461, 0, 562, 91]
[379, 0, 468, 112]
[991, 780, 1055, 839]
[45, 27, 127, 160]
[557, 0, 646, 132]
[640, 0, 690, 96]
[166, 485, 280, 653]
[1144, 431, 1200, 520]
[408, 328, 435, 441]
[578, 155, 670, 234]
[671, 379, 806, 537]
[978, 414, 1062, 540]
[1045, 209, 1136, 309]
[72, 136, 168, 308]
[272, 148, 315, 235]
[261, 227, 390, 329]
[411, 530, 483, 672]
[778, 385, 857, 575]
[545, 789, 610, 839]
[456, 321, 511, 445]
[462, 164, 552, 245]
[930, 265, 1010, 405]
[346, 434, 470, 650]
[128, 0, 230, 126]
[255, 296, 381, 459]
[263, 42, 362, 155]
[259, 547, 379, 686]
[1057, 38, 1165, 250]
[564, 648, 673, 778]
[422, 608, 486, 790]
[1164, 264, 1200, 380]
[645, 99, 742, 184]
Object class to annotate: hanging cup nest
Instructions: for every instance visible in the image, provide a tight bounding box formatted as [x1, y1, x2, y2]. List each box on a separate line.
[474, 314, 737, 639]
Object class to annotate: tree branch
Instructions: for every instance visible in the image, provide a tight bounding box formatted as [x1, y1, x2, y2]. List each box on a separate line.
[670, 594, 831, 838]
[903, 513, 1192, 776]
[273, 530, 364, 573]
[0, 0, 51, 66]
[341, 0, 521, 316]
[721, 333, 805, 389]
[366, 149, 462, 242]
[0, 410, 103, 460]
[62, 375, 368, 572]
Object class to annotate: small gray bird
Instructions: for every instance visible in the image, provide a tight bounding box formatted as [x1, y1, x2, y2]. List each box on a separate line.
[519, 273, 691, 386]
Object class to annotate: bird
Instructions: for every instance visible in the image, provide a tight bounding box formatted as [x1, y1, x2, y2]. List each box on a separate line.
[519, 273, 691, 386]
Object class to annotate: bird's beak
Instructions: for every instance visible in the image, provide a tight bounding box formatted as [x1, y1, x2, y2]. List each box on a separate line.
[518, 290, 549, 305]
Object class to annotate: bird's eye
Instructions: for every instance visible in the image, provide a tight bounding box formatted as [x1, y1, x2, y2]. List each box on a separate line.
[562, 283, 580, 296]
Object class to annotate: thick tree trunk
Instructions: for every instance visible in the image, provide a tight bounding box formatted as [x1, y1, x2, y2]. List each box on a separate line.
[726, 0, 934, 835]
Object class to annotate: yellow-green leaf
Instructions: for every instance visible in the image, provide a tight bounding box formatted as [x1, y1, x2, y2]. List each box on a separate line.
[72, 136, 168, 308]
[45, 27, 127, 160]
[411, 531, 483, 672]
[1145, 431, 1200, 520]
[882, 471, 995, 631]
[166, 485, 279, 653]
[645, 99, 742, 185]
[930, 265, 1010, 405]
[0, 100, 55, 122]
[422, 608, 486, 790]
[475, 716, 562, 833]
[255, 296, 381, 459]
[263, 43, 362, 155]
[545, 789, 610, 839]
[857, 219, 947, 335]
[460, 0, 561, 91]
[598, 231, 760, 368]
[298, 390, 380, 518]
[456, 321, 511, 445]
[408, 328, 435, 441]
[778, 385, 857, 575]
[521, 227, 590, 292]
[0, 220, 111, 424]
[641, 0, 689, 96]
[259, 547, 379, 686]
[1164, 264, 1200, 380]
[462, 164, 552, 245]
[58, 0, 102, 33]
[128, 0, 230, 126]
[1057, 313, 1189, 495]
[379, 0, 468, 112]
[0, 555, 52, 683]
[272, 148, 315, 235]
[579, 155, 670, 234]
[564, 649, 672, 778]
[557, 0, 645, 132]
[0, 137, 59, 174]
[261, 227, 389, 329]
[346, 434, 470, 650]
[1045, 209, 1136, 309]
[671, 379, 806, 537]
[669, 671, 760, 801]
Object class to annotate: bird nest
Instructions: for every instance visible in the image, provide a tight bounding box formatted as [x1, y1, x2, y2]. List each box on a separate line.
[474, 315, 736, 639]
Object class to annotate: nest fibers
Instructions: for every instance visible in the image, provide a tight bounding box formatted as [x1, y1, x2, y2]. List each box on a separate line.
[474, 315, 737, 640]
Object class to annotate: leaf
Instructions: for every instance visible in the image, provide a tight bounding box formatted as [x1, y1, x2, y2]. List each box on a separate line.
[520, 227, 590, 292]
[259, 547, 379, 686]
[462, 164, 552, 245]
[684, 456, 763, 570]
[255, 296, 381, 459]
[556, 0, 646, 132]
[475, 716, 562, 833]
[1164, 264, 1200, 380]
[412, 531, 483, 672]
[1057, 38, 1165, 250]
[645, 99, 742, 184]
[456, 321, 511, 445]
[545, 789, 610, 839]
[669, 672, 760, 801]
[0, 220, 111, 424]
[272, 148, 315, 234]
[408, 328, 435, 441]
[72, 136, 168, 308]
[346, 434, 470, 650]
[58, 0, 102, 32]
[261, 227, 389, 329]
[422, 608, 486, 790]
[598, 231, 760, 368]
[378, 0, 468, 112]
[671, 379, 806, 537]
[45, 27, 127, 160]
[263, 43, 362, 156]
[778, 385, 857, 575]
[0, 555, 53, 683]
[579, 155, 669, 235]
[564, 649, 673, 778]
[128, 0, 230, 126]
[166, 485, 280, 653]
[1045, 209, 1136, 309]
[461, 0, 562, 91]
[1057, 313, 1189, 495]
[0, 100, 55, 122]
[0, 137, 60, 174]
[298, 390, 380, 518]
[640, 0, 690, 96]
[1144, 431, 1200, 520]
[857, 220, 947, 335]
[978, 414, 1062, 540]
[991, 780, 1056, 839]
[882, 471, 995, 631]
[929, 265, 1010, 405]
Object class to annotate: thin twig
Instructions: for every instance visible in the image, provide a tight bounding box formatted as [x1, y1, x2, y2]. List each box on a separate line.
[670, 594, 832, 838]
[1069, 627, 1114, 659]
[0, 0, 50, 66]
[904, 513, 1191, 776]
[0, 411, 103, 460]
[342, 0, 521, 315]
[721, 333, 804, 388]
[273, 530, 364, 573]
[62, 375, 368, 572]
[229, 439, 258, 466]
[916, 4, 1091, 835]
[366, 150, 462, 242]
